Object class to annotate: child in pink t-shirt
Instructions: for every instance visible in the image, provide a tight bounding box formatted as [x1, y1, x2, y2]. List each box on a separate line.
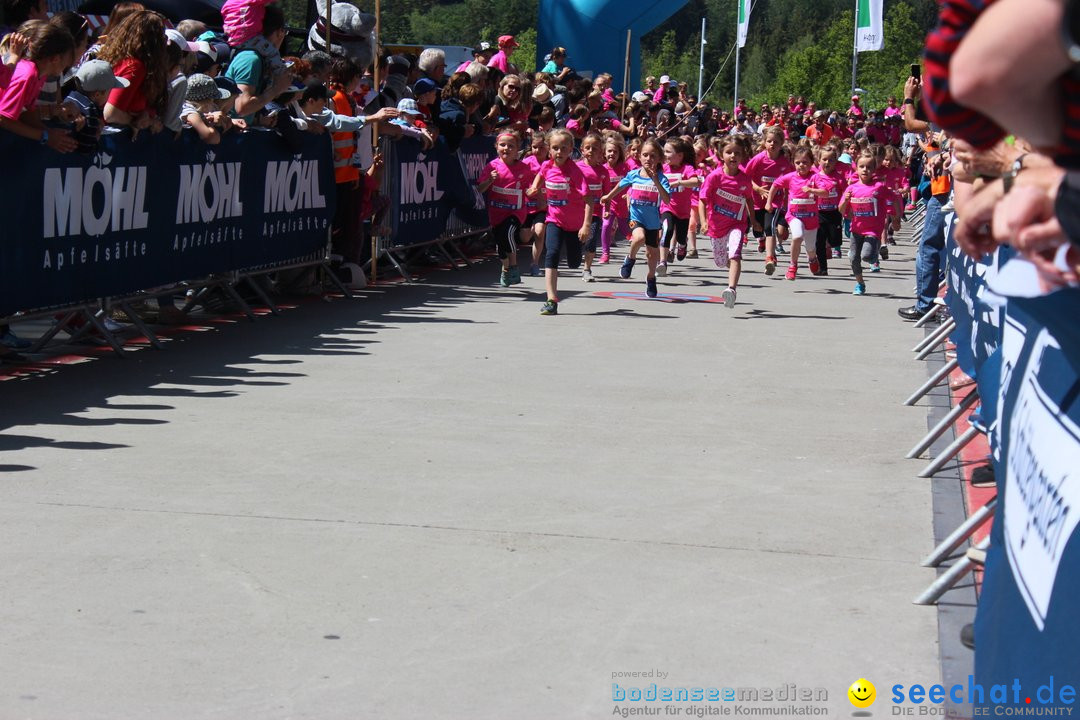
[526, 128, 593, 316]
[522, 131, 549, 276]
[601, 133, 632, 264]
[698, 136, 760, 308]
[0, 23, 76, 152]
[744, 127, 792, 273]
[576, 132, 612, 282]
[220, 0, 286, 77]
[767, 146, 831, 280]
[813, 143, 848, 276]
[476, 130, 535, 288]
[878, 145, 907, 258]
[839, 151, 896, 295]
[658, 137, 701, 273]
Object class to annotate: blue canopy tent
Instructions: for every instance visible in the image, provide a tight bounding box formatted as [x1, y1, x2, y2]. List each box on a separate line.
[537, 0, 689, 94]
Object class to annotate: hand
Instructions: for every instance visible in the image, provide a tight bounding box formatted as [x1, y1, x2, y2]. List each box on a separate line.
[578, 224, 591, 243]
[6, 32, 27, 59]
[904, 77, 920, 101]
[369, 107, 399, 123]
[490, 170, 499, 181]
[45, 129, 77, 153]
[232, 118, 249, 131]
[526, 186, 538, 199]
[765, 203, 773, 213]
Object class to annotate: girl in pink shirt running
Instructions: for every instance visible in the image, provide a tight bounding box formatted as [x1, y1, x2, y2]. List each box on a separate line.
[813, 144, 848, 276]
[744, 127, 792, 275]
[576, 132, 612, 282]
[600, 133, 632, 264]
[659, 137, 701, 274]
[476, 130, 535, 288]
[767, 146, 831, 281]
[522, 130, 549, 276]
[839, 151, 895, 296]
[698, 136, 760, 308]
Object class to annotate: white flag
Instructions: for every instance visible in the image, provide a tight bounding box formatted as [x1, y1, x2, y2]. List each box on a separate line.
[855, 0, 883, 52]
[736, 0, 750, 48]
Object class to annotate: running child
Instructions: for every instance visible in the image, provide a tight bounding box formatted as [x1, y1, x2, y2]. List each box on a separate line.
[839, 150, 895, 296]
[576, 132, 612, 282]
[814, 143, 847, 276]
[600, 132, 632, 264]
[522, 130, 549, 276]
[744, 127, 792, 275]
[877, 144, 907, 259]
[659, 137, 701, 273]
[685, 135, 712, 259]
[698, 136, 760, 308]
[476, 129, 535, 287]
[525, 128, 593, 316]
[766, 145, 831, 280]
[601, 137, 672, 298]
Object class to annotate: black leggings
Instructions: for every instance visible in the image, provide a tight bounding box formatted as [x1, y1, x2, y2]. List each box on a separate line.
[817, 210, 843, 273]
[661, 212, 690, 247]
[492, 217, 521, 260]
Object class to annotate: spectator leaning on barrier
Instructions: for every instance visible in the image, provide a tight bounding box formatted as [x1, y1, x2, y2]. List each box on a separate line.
[163, 29, 196, 133]
[416, 47, 446, 88]
[224, 3, 292, 124]
[437, 81, 482, 153]
[0, 19, 77, 152]
[97, 10, 169, 134]
[62, 58, 126, 153]
[180, 72, 233, 144]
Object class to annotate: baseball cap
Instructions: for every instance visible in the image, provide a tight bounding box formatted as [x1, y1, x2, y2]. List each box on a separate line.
[76, 59, 130, 92]
[631, 91, 649, 103]
[498, 35, 519, 48]
[659, 75, 670, 84]
[851, 94, 860, 102]
[397, 98, 423, 116]
[164, 28, 198, 52]
[413, 77, 437, 96]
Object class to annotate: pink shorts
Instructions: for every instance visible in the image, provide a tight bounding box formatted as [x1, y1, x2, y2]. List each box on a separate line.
[709, 228, 744, 269]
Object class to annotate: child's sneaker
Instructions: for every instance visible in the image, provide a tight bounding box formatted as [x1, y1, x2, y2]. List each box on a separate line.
[853, 282, 866, 295]
[599, 252, 610, 264]
[757, 239, 766, 253]
[500, 270, 511, 287]
[808, 257, 821, 275]
[832, 248, 843, 259]
[687, 249, 699, 259]
[530, 263, 541, 276]
[764, 256, 777, 276]
[869, 262, 881, 273]
[645, 276, 658, 298]
[540, 298, 558, 315]
[509, 267, 522, 284]
[722, 286, 737, 308]
[657, 261, 668, 277]
[785, 264, 797, 281]
[905, 203, 916, 212]
[776, 240, 786, 254]
[620, 256, 636, 279]
[879, 245, 889, 260]
[582, 268, 595, 282]
[677, 244, 687, 261]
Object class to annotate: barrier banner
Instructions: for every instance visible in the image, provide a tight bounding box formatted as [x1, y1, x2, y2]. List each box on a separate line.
[945, 221, 1004, 380]
[388, 135, 492, 248]
[976, 284, 1080, 695]
[0, 128, 335, 318]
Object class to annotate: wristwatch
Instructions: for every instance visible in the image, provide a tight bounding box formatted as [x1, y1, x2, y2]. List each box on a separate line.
[40, 129, 48, 145]
[1065, 0, 1080, 63]
[1001, 153, 1028, 193]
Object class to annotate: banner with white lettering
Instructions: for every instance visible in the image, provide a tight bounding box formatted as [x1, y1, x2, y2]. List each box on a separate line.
[0, 128, 334, 317]
[388, 135, 492, 248]
[976, 285, 1080, 695]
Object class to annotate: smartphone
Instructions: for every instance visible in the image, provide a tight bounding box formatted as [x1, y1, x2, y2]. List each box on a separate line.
[910, 63, 921, 80]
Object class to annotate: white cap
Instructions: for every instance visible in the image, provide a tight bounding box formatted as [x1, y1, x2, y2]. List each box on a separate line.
[164, 28, 198, 52]
[658, 75, 670, 84]
[631, 91, 649, 103]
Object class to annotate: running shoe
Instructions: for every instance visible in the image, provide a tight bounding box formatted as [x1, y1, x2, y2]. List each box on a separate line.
[540, 299, 558, 315]
[509, 267, 522, 284]
[666, 249, 677, 264]
[832, 248, 843, 259]
[785, 264, 797, 281]
[530, 263, 541, 277]
[582, 268, 595, 283]
[853, 282, 866, 296]
[722, 286, 737, 308]
[869, 262, 881, 273]
[620, 256, 636, 279]
[879, 245, 889, 260]
[905, 203, 916, 212]
[677, 244, 687, 261]
[776, 241, 786, 254]
[599, 253, 610, 264]
[657, 261, 668, 277]
[809, 257, 821, 276]
[687, 249, 699, 259]
[764, 256, 777, 276]
[645, 276, 658, 298]
[757, 239, 766, 253]
[500, 270, 511, 288]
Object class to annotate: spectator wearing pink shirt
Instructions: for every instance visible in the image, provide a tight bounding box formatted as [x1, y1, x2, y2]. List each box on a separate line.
[847, 94, 864, 117]
[883, 96, 902, 118]
[0, 20, 77, 152]
[486, 35, 517, 74]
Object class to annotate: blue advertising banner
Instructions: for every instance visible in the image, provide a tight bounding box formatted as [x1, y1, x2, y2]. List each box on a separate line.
[976, 285, 1080, 700]
[388, 135, 492, 248]
[0, 128, 335, 317]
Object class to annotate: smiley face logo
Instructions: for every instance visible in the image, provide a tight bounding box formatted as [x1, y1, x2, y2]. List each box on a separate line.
[848, 679, 876, 708]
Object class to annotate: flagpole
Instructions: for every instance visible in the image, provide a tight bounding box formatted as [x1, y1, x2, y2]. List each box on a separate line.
[851, 0, 858, 96]
[697, 17, 705, 101]
[733, 45, 740, 115]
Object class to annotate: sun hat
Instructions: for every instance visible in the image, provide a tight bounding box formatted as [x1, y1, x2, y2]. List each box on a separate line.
[532, 84, 552, 103]
[186, 73, 231, 102]
[397, 98, 423, 116]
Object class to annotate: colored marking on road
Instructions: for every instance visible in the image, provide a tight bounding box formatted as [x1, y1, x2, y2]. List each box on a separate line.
[592, 291, 727, 303]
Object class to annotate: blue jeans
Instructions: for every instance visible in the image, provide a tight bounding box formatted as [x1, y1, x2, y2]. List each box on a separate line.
[915, 195, 947, 312]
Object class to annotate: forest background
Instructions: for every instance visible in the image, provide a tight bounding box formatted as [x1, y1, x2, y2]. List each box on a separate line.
[279, 0, 940, 111]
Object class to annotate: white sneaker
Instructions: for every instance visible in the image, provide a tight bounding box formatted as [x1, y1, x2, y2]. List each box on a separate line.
[722, 286, 737, 308]
[657, 262, 668, 277]
[582, 268, 595, 283]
